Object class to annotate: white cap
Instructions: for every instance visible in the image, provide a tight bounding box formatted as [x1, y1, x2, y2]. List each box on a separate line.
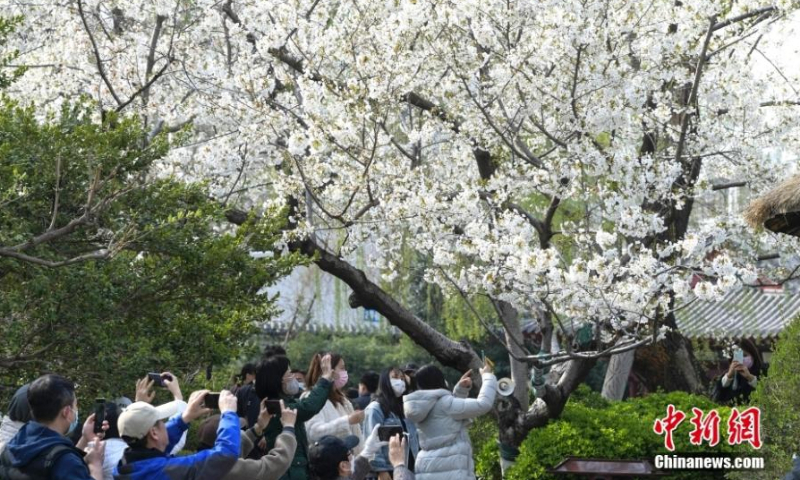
[118, 401, 180, 439]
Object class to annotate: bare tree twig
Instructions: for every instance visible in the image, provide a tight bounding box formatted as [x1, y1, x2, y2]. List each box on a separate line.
[48, 155, 62, 231]
[77, 0, 122, 105]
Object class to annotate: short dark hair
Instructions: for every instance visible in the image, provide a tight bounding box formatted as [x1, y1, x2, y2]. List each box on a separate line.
[359, 371, 379, 393]
[27, 374, 76, 423]
[263, 345, 287, 358]
[415, 365, 447, 390]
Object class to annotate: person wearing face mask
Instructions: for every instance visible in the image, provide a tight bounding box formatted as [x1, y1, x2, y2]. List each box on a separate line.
[256, 353, 335, 480]
[0, 374, 106, 480]
[712, 339, 765, 405]
[304, 353, 365, 456]
[363, 368, 420, 479]
[292, 370, 307, 396]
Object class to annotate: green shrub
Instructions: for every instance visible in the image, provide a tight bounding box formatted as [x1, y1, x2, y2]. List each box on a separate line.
[507, 389, 749, 480]
[731, 316, 800, 479]
[470, 415, 501, 480]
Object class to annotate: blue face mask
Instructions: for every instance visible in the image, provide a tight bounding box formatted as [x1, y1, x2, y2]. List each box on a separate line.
[67, 407, 79, 436]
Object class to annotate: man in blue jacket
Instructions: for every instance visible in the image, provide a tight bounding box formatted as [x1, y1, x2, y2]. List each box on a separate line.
[0, 374, 106, 479]
[114, 389, 240, 480]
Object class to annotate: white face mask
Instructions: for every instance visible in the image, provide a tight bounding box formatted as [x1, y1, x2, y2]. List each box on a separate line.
[390, 378, 406, 397]
[284, 378, 300, 396]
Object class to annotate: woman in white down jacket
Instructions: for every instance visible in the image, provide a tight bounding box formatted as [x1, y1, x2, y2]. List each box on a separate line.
[403, 363, 496, 480]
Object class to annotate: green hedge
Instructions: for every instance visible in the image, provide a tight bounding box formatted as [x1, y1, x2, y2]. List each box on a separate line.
[469, 386, 754, 480]
[731, 316, 800, 479]
[507, 387, 749, 480]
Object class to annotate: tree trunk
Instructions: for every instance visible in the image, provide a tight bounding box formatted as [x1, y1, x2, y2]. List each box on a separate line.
[601, 349, 634, 400]
[496, 300, 530, 408]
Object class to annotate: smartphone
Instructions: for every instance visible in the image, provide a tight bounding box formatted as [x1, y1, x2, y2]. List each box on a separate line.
[93, 399, 106, 434]
[733, 348, 744, 364]
[147, 372, 173, 387]
[378, 425, 404, 442]
[203, 392, 221, 409]
[485, 356, 495, 370]
[264, 399, 282, 417]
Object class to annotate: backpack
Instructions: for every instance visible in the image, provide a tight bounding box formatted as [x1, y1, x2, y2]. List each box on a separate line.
[0, 444, 81, 480]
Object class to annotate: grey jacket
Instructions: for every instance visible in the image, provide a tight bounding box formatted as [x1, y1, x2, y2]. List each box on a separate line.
[403, 373, 497, 480]
[348, 455, 415, 480]
[223, 427, 297, 480]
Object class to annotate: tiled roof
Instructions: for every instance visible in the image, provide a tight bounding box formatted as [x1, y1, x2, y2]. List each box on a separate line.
[675, 287, 800, 340]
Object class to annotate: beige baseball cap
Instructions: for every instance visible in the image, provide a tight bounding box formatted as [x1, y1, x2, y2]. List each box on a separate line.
[118, 401, 181, 439]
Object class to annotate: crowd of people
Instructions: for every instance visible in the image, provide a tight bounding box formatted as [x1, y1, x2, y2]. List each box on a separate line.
[0, 346, 497, 480]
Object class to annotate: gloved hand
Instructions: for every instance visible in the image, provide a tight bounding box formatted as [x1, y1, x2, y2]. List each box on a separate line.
[360, 424, 388, 460]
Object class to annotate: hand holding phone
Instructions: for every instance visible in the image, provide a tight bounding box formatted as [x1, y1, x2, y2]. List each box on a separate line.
[93, 399, 106, 434]
[148, 372, 173, 388]
[203, 392, 221, 409]
[264, 399, 282, 417]
[732, 348, 744, 364]
[378, 425, 404, 442]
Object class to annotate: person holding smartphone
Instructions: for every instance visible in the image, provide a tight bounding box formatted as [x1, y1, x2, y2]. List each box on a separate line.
[195, 399, 299, 480]
[363, 367, 419, 479]
[255, 353, 335, 480]
[403, 360, 497, 480]
[133, 372, 189, 455]
[712, 340, 764, 405]
[303, 352, 365, 455]
[114, 390, 240, 480]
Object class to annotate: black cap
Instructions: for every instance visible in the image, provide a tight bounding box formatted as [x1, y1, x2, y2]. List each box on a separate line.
[402, 363, 419, 374]
[308, 435, 360, 477]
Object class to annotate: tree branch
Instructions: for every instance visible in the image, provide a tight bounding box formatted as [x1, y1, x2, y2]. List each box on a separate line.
[77, 0, 122, 106]
[711, 6, 777, 32]
[673, 17, 715, 164]
[0, 248, 110, 268]
[48, 155, 62, 231]
[711, 181, 747, 191]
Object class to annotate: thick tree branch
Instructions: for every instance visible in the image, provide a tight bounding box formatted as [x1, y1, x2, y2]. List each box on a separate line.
[224, 208, 482, 372]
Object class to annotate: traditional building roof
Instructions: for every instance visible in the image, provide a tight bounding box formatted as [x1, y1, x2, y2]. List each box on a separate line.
[675, 286, 800, 340]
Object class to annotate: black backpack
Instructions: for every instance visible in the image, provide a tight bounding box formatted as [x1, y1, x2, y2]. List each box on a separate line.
[0, 444, 83, 480]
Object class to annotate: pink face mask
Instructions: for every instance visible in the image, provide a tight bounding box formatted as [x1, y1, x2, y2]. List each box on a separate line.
[335, 370, 349, 389]
[742, 356, 754, 369]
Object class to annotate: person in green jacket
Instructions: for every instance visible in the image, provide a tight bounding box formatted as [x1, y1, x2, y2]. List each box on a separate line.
[256, 353, 334, 480]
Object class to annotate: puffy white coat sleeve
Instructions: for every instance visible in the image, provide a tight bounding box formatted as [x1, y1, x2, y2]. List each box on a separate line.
[448, 373, 498, 421]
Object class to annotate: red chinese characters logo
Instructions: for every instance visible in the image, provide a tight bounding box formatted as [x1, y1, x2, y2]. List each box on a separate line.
[653, 404, 686, 451]
[728, 407, 762, 449]
[688, 408, 720, 447]
[654, 405, 761, 450]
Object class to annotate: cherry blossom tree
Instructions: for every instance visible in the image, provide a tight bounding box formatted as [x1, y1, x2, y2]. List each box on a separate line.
[3, 0, 800, 462]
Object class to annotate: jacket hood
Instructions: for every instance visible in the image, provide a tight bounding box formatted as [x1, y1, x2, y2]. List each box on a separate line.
[403, 389, 451, 423]
[115, 448, 168, 479]
[4, 421, 73, 467]
[6, 385, 31, 423]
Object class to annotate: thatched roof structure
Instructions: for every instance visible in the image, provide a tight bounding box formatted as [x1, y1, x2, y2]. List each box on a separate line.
[744, 175, 800, 236]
